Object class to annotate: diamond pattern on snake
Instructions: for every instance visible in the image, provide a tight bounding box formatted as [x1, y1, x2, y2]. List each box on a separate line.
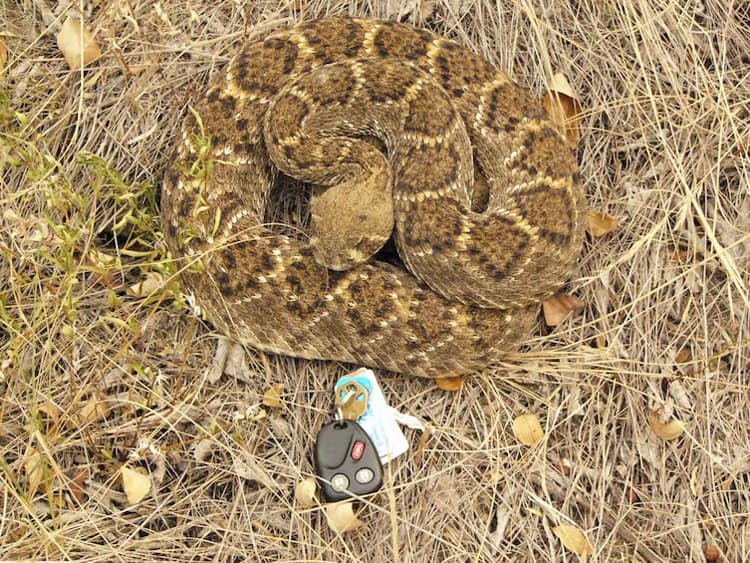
[161, 16, 586, 378]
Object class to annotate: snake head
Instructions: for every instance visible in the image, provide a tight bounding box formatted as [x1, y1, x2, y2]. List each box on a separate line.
[309, 176, 394, 270]
[309, 231, 388, 271]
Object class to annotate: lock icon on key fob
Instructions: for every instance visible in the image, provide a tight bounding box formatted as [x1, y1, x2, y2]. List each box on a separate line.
[314, 419, 383, 502]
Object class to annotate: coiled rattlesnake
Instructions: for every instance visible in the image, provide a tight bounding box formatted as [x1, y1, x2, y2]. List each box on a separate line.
[161, 16, 586, 378]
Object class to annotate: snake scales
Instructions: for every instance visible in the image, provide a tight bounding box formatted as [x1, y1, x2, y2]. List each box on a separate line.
[161, 16, 586, 378]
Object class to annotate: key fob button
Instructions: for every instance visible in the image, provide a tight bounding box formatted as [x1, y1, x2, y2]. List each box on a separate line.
[355, 468, 374, 484]
[331, 473, 349, 492]
[351, 440, 365, 460]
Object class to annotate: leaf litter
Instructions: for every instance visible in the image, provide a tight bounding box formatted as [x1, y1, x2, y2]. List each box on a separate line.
[0, 0, 748, 560]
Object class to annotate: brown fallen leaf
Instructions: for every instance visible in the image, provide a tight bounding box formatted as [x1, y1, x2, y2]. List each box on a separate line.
[586, 210, 619, 237]
[38, 400, 62, 424]
[295, 477, 318, 508]
[543, 73, 583, 149]
[705, 543, 721, 562]
[76, 393, 110, 425]
[121, 465, 151, 505]
[542, 293, 585, 327]
[262, 383, 284, 408]
[57, 15, 102, 71]
[68, 468, 87, 504]
[512, 413, 544, 447]
[127, 271, 164, 297]
[0, 35, 7, 74]
[553, 524, 594, 557]
[25, 445, 45, 497]
[674, 348, 691, 364]
[414, 427, 432, 466]
[648, 409, 685, 441]
[325, 501, 365, 533]
[671, 248, 694, 263]
[435, 375, 463, 392]
[626, 487, 640, 504]
[4, 524, 27, 544]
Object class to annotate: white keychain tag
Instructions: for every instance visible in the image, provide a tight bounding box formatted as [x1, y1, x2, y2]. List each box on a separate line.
[334, 368, 424, 463]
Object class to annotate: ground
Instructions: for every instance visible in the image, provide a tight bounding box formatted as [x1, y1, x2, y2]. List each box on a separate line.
[0, 0, 748, 561]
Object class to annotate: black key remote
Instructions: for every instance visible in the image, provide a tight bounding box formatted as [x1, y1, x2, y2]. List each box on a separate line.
[314, 420, 383, 502]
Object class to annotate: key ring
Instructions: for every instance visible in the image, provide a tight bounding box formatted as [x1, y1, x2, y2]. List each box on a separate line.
[334, 390, 357, 421]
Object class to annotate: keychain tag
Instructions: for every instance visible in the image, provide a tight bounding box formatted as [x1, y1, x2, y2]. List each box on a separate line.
[334, 368, 422, 463]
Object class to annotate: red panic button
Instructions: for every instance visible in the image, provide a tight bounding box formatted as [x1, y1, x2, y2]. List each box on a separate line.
[351, 440, 365, 461]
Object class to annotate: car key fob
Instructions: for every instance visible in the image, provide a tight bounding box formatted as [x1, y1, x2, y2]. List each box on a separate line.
[314, 420, 383, 502]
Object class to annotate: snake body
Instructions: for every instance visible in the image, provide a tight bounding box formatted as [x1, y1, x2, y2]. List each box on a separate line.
[162, 17, 586, 377]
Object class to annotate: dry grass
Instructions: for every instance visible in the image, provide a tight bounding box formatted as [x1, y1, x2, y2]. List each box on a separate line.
[1, 0, 749, 560]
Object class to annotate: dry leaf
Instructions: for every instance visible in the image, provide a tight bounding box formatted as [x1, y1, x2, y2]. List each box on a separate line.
[734, 143, 749, 158]
[38, 400, 62, 423]
[262, 383, 284, 408]
[57, 15, 102, 71]
[385, 0, 405, 17]
[76, 393, 110, 424]
[586, 210, 619, 237]
[435, 376, 463, 392]
[626, 487, 640, 504]
[25, 446, 45, 496]
[543, 73, 583, 149]
[671, 248, 694, 263]
[414, 427, 432, 466]
[3, 208, 20, 222]
[4, 524, 27, 544]
[543, 293, 584, 326]
[325, 501, 365, 533]
[121, 465, 151, 505]
[224, 341, 252, 381]
[232, 451, 277, 488]
[0, 35, 7, 74]
[705, 543, 721, 562]
[88, 248, 118, 268]
[207, 337, 231, 384]
[68, 468, 87, 504]
[416, 0, 437, 19]
[192, 438, 216, 462]
[295, 477, 318, 508]
[648, 409, 685, 440]
[674, 348, 691, 364]
[553, 524, 594, 557]
[127, 271, 164, 297]
[512, 414, 544, 447]
[384, 0, 437, 21]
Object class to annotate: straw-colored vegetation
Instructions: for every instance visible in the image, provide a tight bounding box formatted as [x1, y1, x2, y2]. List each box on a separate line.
[1, 0, 748, 560]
